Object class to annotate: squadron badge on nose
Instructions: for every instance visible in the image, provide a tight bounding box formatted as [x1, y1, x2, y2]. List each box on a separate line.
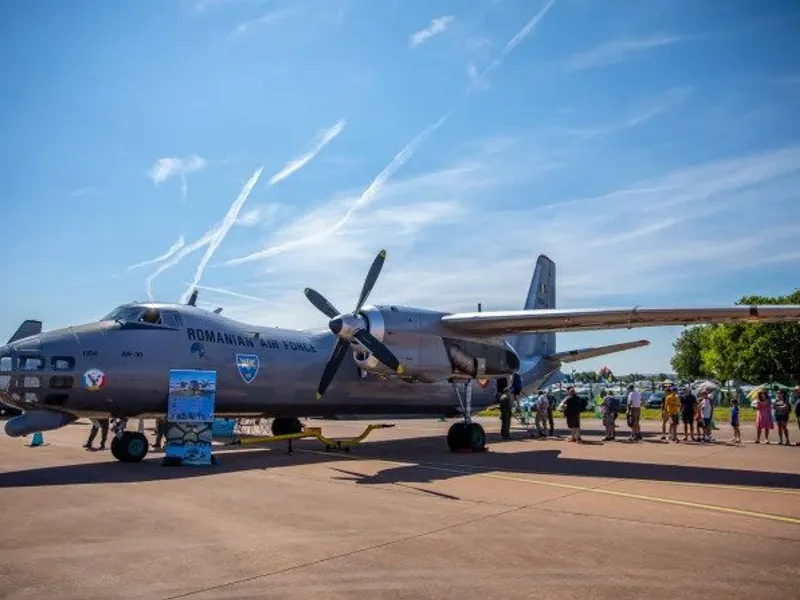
[236, 354, 260, 384]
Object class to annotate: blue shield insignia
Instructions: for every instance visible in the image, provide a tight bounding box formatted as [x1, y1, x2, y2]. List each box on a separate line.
[236, 354, 260, 384]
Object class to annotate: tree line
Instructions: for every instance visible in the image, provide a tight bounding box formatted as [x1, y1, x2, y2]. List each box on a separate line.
[670, 288, 800, 384]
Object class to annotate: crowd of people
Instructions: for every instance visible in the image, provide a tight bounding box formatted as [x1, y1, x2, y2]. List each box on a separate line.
[505, 382, 800, 446]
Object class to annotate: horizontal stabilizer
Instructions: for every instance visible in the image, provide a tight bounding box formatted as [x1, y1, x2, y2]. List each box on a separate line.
[7, 320, 42, 344]
[442, 305, 800, 336]
[547, 339, 649, 364]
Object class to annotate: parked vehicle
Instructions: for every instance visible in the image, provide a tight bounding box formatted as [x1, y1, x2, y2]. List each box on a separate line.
[646, 391, 665, 408]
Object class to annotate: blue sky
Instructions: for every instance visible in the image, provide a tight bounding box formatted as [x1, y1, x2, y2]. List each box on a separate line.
[2, 0, 799, 375]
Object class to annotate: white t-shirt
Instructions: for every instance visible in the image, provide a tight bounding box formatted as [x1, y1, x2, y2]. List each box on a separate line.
[536, 394, 549, 414]
[628, 390, 642, 408]
[701, 397, 713, 418]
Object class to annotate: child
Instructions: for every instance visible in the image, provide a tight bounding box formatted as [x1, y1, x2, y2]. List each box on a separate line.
[699, 391, 714, 443]
[730, 398, 741, 443]
[535, 393, 549, 438]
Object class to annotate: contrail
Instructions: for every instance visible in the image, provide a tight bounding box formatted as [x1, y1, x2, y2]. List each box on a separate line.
[481, 0, 557, 78]
[268, 119, 347, 186]
[186, 283, 271, 304]
[145, 227, 217, 301]
[127, 235, 186, 270]
[224, 113, 450, 266]
[180, 166, 264, 304]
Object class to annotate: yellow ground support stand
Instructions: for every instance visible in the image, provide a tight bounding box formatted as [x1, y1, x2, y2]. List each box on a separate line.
[227, 423, 395, 453]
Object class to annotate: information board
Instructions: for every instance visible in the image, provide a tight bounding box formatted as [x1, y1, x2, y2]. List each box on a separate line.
[164, 369, 216, 466]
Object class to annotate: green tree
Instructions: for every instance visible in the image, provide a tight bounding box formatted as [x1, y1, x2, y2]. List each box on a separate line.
[670, 326, 710, 380]
[672, 288, 800, 384]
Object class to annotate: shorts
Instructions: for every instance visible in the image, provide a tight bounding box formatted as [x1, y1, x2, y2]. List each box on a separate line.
[670, 414, 679, 425]
[730, 418, 739, 427]
[602, 413, 616, 427]
[776, 414, 789, 424]
[628, 407, 641, 426]
[682, 410, 694, 424]
[566, 414, 580, 429]
[702, 417, 712, 428]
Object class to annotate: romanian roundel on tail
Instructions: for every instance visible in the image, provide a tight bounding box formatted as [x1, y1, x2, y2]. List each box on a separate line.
[512, 255, 556, 359]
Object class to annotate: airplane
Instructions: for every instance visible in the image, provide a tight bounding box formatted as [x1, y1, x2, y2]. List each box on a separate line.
[2, 249, 800, 464]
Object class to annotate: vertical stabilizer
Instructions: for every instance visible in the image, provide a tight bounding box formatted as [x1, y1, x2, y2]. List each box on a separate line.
[513, 255, 555, 359]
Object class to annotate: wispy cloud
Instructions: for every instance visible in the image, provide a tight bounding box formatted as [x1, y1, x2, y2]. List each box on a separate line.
[268, 119, 347, 186]
[227, 8, 296, 41]
[147, 155, 208, 200]
[564, 34, 684, 71]
[127, 235, 186, 270]
[409, 15, 455, 48]
[203, 141, 800, 333]
[69, 187, 97, 198]
[140, 118, 347, 301]
[185, 283, 272, 304]
[224, 113, 450, 266]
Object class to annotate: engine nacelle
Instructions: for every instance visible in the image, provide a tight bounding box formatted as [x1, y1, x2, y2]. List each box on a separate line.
[350, 305, 520, 383]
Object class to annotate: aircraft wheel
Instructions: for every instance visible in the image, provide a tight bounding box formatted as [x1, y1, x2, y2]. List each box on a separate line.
[110, 431, 150, 463]
[466, 422, 486, 452]
[272, 417, 303, 436]
[447, 423, 467, 452]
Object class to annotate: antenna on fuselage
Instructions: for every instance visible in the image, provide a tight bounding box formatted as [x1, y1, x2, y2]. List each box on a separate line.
[187, 289, 199, 306]
[213, 307, 223, 314]
[478, 303, 482, 312]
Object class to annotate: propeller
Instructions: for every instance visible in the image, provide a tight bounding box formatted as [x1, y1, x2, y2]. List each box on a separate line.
[304, 249, 404, 400]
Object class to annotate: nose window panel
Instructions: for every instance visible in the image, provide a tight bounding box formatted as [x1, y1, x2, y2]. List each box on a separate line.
[52, 357, 76, 371]
[24, 376, 41, 388]
[0, 357, 10, 372]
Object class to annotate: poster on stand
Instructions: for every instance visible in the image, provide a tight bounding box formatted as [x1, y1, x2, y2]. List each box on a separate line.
[164, 369, 216, 466]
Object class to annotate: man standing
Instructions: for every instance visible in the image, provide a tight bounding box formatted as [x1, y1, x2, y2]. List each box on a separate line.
[497, 377, 511, 439]
[563, 387, 583, 443]
[680, 385, 698, 441]
[83, 417, 109, 451]
[627, 384, 642, 441]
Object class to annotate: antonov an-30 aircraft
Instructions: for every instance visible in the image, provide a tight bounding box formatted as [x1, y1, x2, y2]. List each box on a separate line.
[2, 250, 799, 463]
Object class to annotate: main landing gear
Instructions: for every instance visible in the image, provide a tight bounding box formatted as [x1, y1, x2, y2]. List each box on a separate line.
[109, 418, 150, 463]
[447, 379, 486, 453]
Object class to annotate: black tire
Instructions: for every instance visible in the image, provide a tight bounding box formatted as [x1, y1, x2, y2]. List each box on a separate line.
[447, 422, 467, 452]
[110, 431, 149, 463]
[466, 423, 486, 452]
[272, 417, 303, 436]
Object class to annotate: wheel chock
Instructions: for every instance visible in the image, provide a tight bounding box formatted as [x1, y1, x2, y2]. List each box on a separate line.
[29, 432, 44, 447]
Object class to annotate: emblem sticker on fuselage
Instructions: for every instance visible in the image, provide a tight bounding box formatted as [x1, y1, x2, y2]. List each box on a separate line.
[83, 368, 106, 392]
[190, 342, 206, 358]
[236, 354, 260, 384]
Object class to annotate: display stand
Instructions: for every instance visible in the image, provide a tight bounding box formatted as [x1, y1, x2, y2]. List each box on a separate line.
[162, 369, 218, 467]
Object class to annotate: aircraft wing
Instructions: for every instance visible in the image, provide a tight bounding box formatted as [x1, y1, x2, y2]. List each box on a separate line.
[546, 339, 650, 363]
[440, 305, 800, 336]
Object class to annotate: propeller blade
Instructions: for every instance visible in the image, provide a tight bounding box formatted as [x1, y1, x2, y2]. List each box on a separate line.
[354, 249, 386, 315]
[316, 338, 350, 399]
[353, 329, 404, 375]
[304, 287, 340, 319]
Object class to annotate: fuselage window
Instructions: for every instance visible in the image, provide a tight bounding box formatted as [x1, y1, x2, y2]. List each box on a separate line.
[0, 357, 11, 372]
[18, 356, 44, 371]
[49, 376, 74, 390]
[52, 357, 76, 371]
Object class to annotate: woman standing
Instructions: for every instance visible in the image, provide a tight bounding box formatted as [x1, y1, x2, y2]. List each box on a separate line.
[773, 390, 791, 445]
[755, 390, 774, 444]
[563, 387, 582, 443]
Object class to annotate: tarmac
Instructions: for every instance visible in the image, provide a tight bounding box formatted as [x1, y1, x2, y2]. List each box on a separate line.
[1, 416, 799, 600]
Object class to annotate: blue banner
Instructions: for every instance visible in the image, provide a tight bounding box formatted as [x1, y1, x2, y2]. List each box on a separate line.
[165, 369, 216, 466]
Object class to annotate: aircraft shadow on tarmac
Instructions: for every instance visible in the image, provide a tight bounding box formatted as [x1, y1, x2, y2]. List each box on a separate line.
[2, 429, 799, 490]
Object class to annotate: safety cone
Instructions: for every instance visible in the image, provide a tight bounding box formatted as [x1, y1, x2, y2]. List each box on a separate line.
[30, 432, 44, 447]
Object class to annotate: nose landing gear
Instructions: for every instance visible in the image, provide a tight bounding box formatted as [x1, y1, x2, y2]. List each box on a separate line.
[447, 379, 487, 452]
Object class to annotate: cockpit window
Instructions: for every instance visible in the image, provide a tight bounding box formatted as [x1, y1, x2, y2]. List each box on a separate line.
[139, 307, 162, 324]
[161, 311, 182, 329]
[18, 356, 44, 371]
[102, 305, 147, 323]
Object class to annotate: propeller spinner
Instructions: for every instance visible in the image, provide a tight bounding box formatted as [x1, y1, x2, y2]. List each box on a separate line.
[304, 249, 404, 400]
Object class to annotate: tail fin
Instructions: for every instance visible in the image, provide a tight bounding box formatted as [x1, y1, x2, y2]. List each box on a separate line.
[513, 255, 555, 359]
[7, 320, 42, 344]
